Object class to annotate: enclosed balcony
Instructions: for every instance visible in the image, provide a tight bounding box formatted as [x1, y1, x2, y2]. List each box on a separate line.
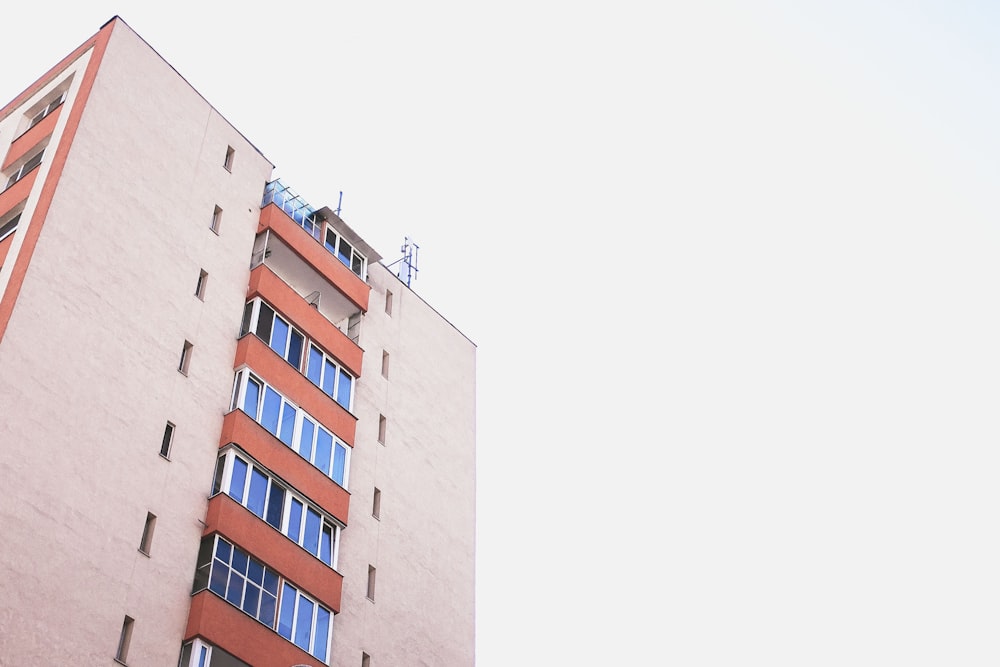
[255, 180, 379, 329]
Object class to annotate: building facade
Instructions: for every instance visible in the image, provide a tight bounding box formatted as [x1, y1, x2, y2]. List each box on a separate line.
[0, 17, 475, 667]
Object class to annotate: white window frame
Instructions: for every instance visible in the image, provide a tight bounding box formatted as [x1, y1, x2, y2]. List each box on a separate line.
[4, 149, 44, 191]
[278, 581, 333, 662]
[324, 227, 367, 280]
[213, 447, 343, 569]
[241, 298, 305, 369]
[0, 211, 22, 242]
[24, 91, 66, 133]
[305, 342, 355, 412]
[231, 368, 351, 489]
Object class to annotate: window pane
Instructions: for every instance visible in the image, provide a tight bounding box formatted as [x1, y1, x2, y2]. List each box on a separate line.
[260, 591, 277, 627]
[247, 468, 268, 518]
[270, 316, 289, 358]
[304, 509, 321, 555]
[278, 402, 296, 446]
[277, 583, 295, 640]
[306, 346, 322, 386]
[229, 458, 248, 503]
[242, 582, 260, 617]
[231, 548, 249, 576]
[216, 538, 232, 563]
[209, 560, 229, 596]
[337, 369, 352, 409]
[247, 559, 264, 585]
[261, 387, 281, 435]
[288, 499, 303, 542]
[266, 484, 285, 529]
[225, 573, 245, 606]
[324, 229, 337, 255]
[243, 377, 261, 418]
[314, 607, 331, 661]
[287, 329, 304, 368]
[315, 430, 332, 476]
[352, 252, 363, 276]
[240, 301, 253, 337]
[295, 595, 314, 651]
[336, 238, 351, 266]
[211, 454, 226, 495]
[322, 359, 336, 397]
[263, 569, 279, 596]
[256, 302, 274, 343]
[299, 417, 315, 461]
[332, 444, 346, 486]
[320, 525, 332, 566]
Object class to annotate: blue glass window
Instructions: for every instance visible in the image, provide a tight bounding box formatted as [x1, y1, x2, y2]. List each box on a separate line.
[288, 499, 303, 543]
[247, 468, 268, 518]
[288, 330, 304, 369]
[270, 316, 289, 359]
[230, 458, 248, 503]
[278, 403, 296, 446]
[266, 484, 284, 529]
[314, 607, 331, 661]
[294, 595, 314, 651]
[243, 377, 261, 418]
[278, 583, 295, 640]
[261, 387, 281, 435]
[209, 558, 228, 596]
[337, 369, 352, 409]
[322, 359, 336, 396]
[306, 346, 322, 385]
[320, 525, 332, 566]
[304, 508, 321, 555]
[332, 444, 346, 486]
[315, 431, 332, 477]
[299, 417, 315, 461]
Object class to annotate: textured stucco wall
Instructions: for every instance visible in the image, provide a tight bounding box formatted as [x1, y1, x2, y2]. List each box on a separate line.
[0, 20, 273, 665]
[332, 263, 477, 667]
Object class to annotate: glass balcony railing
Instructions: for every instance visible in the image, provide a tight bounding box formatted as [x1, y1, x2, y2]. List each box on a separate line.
[261, 180, 368, 282]
[262, 179, 322, 241]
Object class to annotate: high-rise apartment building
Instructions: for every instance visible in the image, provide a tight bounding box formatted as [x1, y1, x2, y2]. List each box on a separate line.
[0, 16, 475, 667]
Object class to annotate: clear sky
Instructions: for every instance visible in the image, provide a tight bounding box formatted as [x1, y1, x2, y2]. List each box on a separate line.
[4, 2, 1000, 664]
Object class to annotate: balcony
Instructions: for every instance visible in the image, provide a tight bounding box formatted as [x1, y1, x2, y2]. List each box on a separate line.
[256, 180, 379, 318]
[248, 264, 363, 378]
[219, 410, 351, 524]
[202, 494, 344, 612]
[184, 590, 327, 667]
[233, 334, 357, 445]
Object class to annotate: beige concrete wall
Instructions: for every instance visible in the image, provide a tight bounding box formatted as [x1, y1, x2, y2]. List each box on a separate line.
[332, 263, 477, 667]
[0, 20, 272, 666]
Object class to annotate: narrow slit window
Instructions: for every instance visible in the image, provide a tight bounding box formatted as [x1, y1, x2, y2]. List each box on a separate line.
[385, 290, 393, 316]
[224, 146, 235, 171]
[372, 488, 381, 519]
[362, 653, 371, 667]
[381, 351, 389, 379]
[116, 616, 134, 664]
[367, 565, 376, 601]
[139, 512, 156, 555]
[178, 341, 193, 375]
[378, 414, 386, 445]
[160, 422, 174, 459]
[210, 205, 222, 233]
[195, 270, 208, 300]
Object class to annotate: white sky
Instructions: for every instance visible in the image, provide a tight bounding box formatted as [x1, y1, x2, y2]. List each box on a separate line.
[4, 2, 1000, 664]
